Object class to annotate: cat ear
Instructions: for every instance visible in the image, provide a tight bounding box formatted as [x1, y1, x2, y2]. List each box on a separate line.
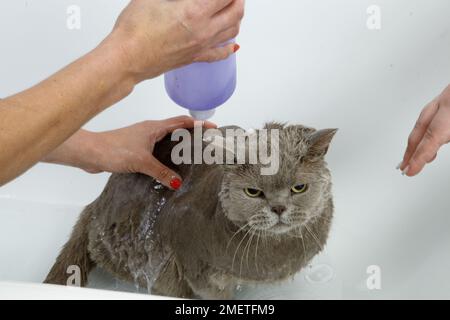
[305, 129, 338, 161]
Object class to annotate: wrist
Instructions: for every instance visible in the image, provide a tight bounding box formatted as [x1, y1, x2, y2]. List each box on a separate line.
[73, 130, 105, 173]
[42, 130, 104, 173]
[104, 28, 164, 83]
[88, 31, 139, 106]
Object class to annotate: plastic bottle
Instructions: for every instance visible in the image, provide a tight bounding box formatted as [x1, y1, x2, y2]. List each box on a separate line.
[164, 42, 237, 120]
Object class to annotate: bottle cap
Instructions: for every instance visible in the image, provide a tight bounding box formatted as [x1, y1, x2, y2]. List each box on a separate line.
[189, 109, 216, 120]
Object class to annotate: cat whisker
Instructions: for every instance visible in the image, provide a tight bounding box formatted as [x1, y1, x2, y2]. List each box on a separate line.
[248, 213, 268, 220]
[245, 227, 257, 269]
[252, 213, 269, 217]
[248, 214, 270, 225]
[231, 225, 253, 274]
[254, 230, 261, 275]
[286, 220, 305, 229]
[298, 227, 307, 258]
[263, 229, 269, 247]
[239, 226, 256, 278]
[287, 226, 307, 258]
[226, 222, 251, 251]
[240, 226, 256, 277]
[249, 222, 273, 230]
[287, 225, 304, 251]
[304, 225, 323, 251]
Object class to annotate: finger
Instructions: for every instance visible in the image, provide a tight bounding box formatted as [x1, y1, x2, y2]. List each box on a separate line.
[163, 115, 217, 132]
[195, 0, 234, 16]
[400, 100, 439, 170]
[404, 118, 444, 176]
[140, 155, 182, 190]
[211, 25, 240, 48]
[430, 153, 438, 162]
[194, 43, 239, 63]
[155, 116, 217, 140]
[211, 0, 245, 32]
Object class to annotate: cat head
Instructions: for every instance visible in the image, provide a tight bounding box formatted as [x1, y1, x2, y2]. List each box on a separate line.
[218, 123, 337, 236]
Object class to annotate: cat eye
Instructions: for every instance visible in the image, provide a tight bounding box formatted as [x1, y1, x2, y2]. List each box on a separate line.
[291, 184, 308, 194]
[244, 188, 263, 198]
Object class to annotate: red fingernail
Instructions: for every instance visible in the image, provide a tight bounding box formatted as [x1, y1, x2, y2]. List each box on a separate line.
[233, 44, 240, 53]
[170, 178, 182, 190]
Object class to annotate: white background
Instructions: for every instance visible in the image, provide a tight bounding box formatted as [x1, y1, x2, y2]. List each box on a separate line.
[1, 0, 450, 299]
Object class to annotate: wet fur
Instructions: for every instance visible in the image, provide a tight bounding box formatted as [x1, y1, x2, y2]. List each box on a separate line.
[44, 123, 336, 299]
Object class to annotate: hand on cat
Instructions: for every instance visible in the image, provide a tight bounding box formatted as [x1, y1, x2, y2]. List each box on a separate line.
[399, 85, 450, 176]
[110, 0, 244, 81]
[42, 116, 217, 190]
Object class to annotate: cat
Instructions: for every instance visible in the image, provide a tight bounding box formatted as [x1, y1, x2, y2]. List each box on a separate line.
[44, 123, 337, 299]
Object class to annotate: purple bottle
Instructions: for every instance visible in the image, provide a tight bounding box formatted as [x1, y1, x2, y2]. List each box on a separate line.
[165, 43, 237, 120]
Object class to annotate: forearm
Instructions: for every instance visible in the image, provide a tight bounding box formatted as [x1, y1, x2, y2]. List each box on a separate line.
[0, 32, 135, 185]
[41, 129, 102, 173]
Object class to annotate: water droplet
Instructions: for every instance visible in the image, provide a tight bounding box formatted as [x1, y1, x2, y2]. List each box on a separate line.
[305, 264, 334, 284]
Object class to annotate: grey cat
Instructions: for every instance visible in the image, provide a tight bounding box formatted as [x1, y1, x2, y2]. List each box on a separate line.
[44, 123, 337, 299]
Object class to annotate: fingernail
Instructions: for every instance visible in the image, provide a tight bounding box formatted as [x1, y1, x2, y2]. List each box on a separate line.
[396, 162, 403, 170]
[233, 44, 240, 53]
[402, 166, 410, 176]
[170, 177, 182, 190]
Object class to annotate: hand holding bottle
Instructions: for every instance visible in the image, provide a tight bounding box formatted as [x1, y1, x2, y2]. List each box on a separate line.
[111, 0, 244, 82]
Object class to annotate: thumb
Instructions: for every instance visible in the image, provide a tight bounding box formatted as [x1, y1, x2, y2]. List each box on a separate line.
[140, 155, 182, 190]
[194, 43, 240, 63]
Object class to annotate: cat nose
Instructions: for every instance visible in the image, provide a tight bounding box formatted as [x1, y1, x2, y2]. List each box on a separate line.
[271, 205, 286, 215]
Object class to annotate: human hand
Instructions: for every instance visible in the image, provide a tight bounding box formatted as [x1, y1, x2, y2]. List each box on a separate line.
[42, 116, 217, 190]
[109, 0, 244, 82]
[399, 85, 450, 176]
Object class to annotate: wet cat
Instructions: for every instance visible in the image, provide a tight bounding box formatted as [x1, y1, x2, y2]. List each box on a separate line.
[44, 123, 337, 299]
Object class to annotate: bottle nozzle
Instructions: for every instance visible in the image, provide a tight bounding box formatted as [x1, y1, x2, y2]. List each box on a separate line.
[189, 109, 216, 121]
